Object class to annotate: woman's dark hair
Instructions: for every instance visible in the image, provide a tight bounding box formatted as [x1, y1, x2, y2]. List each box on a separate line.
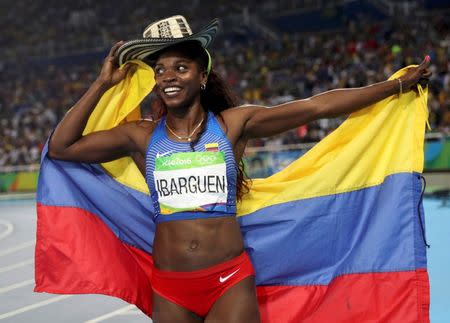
[147, 41, 250, 202]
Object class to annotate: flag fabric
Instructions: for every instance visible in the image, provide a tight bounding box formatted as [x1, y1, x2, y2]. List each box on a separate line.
[35, 61, 430, 322]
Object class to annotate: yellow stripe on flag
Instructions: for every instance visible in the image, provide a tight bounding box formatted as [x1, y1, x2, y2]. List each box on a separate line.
[239, 67, 428, 216]
[83, 60, 155, 193]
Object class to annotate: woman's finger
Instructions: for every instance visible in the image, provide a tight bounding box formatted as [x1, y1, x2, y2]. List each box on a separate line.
[418, 55, 431, 70]
[120, 64, 132, 76]
[423, 71, 432, 78]
[108, 41, 124, 58]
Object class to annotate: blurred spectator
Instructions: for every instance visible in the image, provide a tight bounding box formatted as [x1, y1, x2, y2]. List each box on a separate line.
[1, 1, 449, 166]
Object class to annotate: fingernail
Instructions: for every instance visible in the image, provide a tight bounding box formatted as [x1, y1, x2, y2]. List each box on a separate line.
[425, 55, 430, 62]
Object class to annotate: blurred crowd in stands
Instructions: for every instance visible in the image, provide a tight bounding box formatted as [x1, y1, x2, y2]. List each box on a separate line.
[1, 1, 449, 166]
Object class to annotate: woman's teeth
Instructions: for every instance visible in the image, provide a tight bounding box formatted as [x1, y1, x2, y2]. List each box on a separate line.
[164, 87, 182, 96]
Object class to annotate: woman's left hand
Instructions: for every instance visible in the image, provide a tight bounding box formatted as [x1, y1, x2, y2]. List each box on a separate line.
[399, 56, 432, 91]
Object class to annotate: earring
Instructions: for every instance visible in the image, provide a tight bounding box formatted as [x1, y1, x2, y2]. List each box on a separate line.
[200, 83, 206, 90]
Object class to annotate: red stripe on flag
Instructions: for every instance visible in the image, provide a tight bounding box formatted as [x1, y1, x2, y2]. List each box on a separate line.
[257, 270, 429, 323]
[34, 204, 153, 316]
[34, 204, 429, 322]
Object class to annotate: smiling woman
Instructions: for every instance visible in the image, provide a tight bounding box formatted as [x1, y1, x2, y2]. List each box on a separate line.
[154, 49, 206, 108]
[44, 14, 432, 323]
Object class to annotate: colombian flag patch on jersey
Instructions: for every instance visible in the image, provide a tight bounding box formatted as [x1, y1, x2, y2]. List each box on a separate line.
[205, 142, 219, 152]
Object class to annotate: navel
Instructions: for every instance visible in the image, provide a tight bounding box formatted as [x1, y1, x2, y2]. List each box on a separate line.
[188, 240, 200, 251]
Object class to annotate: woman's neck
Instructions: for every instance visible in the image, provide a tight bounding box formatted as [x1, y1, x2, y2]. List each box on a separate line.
[165, 102, 206, 136]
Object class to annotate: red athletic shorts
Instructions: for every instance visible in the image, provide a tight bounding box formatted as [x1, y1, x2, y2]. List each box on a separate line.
[151, 251, 255, 317]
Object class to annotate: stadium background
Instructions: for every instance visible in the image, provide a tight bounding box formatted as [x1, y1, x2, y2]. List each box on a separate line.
[1, 0, 450, 192]
[0, 0, 449, 322]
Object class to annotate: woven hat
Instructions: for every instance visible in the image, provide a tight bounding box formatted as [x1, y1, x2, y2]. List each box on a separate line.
[117, 15, 219, 66]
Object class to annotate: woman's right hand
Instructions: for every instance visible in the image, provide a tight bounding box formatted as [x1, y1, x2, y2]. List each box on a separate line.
[96, 41, 132, 89]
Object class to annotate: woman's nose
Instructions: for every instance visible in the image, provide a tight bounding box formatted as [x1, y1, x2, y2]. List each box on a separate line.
[162, 70, 176, 83]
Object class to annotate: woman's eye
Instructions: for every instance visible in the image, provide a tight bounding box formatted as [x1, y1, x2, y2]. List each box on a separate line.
[155, 67, 164, 75]
[177, 65, 187, 72]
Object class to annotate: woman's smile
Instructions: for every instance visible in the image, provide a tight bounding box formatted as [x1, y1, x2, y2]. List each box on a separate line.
[154, 51, 206, 109]
[161, 85, 185, 101]
[163, 86, 183, 96]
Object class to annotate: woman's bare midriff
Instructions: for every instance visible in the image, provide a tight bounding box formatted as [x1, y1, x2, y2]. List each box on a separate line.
[152, 216, 245, 271]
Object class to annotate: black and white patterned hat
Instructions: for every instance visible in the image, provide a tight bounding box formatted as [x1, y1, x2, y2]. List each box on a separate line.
[117, 15, 220, 66]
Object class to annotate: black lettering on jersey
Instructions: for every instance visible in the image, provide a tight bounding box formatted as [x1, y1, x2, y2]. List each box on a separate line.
[188, 176, 197, 193]
[216, 175, 226, 193]
[170, 178, 180, 195]
[198, 176, 207, 193]
[207, 175, 215, 192]
[178, 177, 188, 194]
[157, 179, 170, 196]
[158, 175, 227, 197]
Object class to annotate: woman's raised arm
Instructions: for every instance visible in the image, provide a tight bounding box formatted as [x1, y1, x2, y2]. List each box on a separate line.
[48, 42, 135, 163]
[231, 56, 431, 139]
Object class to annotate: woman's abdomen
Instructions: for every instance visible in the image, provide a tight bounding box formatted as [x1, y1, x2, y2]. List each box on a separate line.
[152, 216, 244, 271]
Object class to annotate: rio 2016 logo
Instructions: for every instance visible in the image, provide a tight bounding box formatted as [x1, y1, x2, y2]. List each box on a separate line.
[162, 157, 192, 167]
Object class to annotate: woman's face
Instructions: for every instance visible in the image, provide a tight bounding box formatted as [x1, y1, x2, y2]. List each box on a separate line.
[154, 49, 207, 110]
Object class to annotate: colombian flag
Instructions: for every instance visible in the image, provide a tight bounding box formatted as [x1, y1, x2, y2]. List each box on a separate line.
[34, 60, 430, 322]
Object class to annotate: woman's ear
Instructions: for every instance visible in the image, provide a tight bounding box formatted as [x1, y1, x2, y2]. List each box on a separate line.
[201, 70, 208, 84]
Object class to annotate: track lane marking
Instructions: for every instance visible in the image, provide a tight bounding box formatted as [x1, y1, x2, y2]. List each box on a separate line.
[84, 305, 136, 323]
[0, 220, 13, 241]
[119, 308, 142, 315]
[0, 259, 33, 274]
[0, 240, 35, 257]
[0, 295, 72, 320]
[0, 279, 34, 294]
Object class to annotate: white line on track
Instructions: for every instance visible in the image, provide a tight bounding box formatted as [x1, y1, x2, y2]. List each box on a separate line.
[0, 240, 35, 257]
[0, 279, 34, 294]
[119, 309, 142, 315]
[0, 220, 13, 241]
[84, 305, 136, 323]
[0, 258, 33, 274]
[0, 295, 72, 320]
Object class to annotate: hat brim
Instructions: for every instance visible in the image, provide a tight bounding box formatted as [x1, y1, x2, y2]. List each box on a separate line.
[117, 18, 220, 66]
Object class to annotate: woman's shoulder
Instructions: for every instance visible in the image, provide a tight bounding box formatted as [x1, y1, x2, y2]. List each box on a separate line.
[138, 117, 160, 126]
[118, 118, 161, 151]
[116, 118, 156, 132]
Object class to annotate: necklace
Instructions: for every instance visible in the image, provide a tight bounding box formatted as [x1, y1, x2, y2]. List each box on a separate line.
[165, 117, 204, 142]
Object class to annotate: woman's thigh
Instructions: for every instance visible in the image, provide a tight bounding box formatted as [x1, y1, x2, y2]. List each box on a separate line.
[205, 276, 261, 323]
[152, 292, 203, 323]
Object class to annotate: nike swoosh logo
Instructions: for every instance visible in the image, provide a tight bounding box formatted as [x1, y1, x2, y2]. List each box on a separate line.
[156, 151, 174, 158]
[219, 268, 240, 283]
